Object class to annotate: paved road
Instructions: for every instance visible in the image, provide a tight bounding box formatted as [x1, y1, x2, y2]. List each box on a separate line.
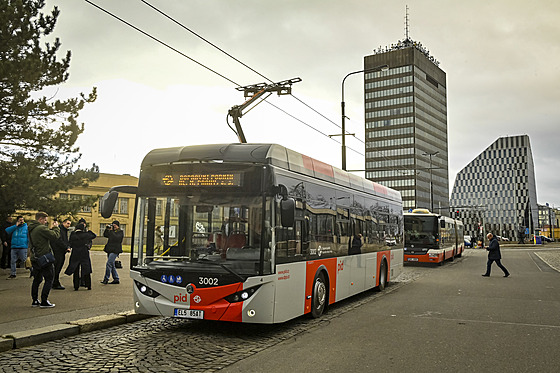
[0, 247, 558, 372]
[226, 247, 560, 373]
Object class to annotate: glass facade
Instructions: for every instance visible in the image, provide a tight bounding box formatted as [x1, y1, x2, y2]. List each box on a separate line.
[363, 46, 449, 214]
[450, 135, 539, 242]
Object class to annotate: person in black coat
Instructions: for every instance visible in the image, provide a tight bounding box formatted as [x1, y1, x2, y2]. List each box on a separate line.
[1, 216, 12, 269]
[482, 233, 510, 277]
[349, 233, 362, 255]
[65, 223, 96, 290]
[101, 220, 123, 285]
[52, 218, 71, 289]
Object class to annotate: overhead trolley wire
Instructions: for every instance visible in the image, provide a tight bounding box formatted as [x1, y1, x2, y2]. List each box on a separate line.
[138, 0, 274, 85]
[135, 0, 365, 155]
[83, 0, 371, 160]
[82, 0, 241, 87]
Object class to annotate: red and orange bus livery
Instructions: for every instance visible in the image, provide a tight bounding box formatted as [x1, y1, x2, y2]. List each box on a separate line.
[404, 209, 464, 265]
[102, 143, 404, 323]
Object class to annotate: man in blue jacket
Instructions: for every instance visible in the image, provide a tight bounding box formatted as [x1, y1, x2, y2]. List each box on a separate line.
[482, 233, 510, 277]
[5, 216, 29, 279]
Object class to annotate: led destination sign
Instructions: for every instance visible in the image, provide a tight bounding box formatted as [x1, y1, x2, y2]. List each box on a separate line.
[159, 173, 243, 187]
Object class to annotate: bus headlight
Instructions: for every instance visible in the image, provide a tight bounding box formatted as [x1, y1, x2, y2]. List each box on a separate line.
[225, 286, 260, 303]
[135, 280, 160, 298]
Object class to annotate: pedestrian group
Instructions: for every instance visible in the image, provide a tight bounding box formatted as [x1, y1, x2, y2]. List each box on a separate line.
[1, 213, 123, 309]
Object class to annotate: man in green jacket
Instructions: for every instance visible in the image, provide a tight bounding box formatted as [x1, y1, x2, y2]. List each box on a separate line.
[28, 211, 60, 308]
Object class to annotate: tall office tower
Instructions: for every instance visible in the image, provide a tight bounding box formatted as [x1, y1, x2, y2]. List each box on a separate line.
[363, 39, 449, 214]
[450, 135, 539, 242]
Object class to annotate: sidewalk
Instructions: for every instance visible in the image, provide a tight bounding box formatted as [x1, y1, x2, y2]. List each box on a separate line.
[0, 251, 149, 351]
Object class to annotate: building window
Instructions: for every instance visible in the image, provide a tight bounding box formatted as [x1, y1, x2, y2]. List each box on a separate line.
[112, 197, 128, 214]
[62, 193, 93, 212]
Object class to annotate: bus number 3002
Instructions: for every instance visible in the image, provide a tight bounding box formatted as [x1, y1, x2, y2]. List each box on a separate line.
[199, 277, 218, 286]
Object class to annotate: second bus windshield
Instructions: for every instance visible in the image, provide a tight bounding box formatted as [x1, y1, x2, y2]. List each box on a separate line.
[404, 216, 438, 246]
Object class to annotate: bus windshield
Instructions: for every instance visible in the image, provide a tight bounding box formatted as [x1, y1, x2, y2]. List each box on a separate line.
[404, 216, 438, 246]
[132, 194, 272, 277]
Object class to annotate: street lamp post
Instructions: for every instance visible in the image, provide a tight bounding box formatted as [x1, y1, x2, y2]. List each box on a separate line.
[422, 151, 439, 212]
[337, 64, 388, 171]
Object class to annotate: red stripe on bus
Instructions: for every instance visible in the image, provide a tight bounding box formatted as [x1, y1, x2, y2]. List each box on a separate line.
[305, 258, 337, 314]
[373, 183, 388, 195]
[302, 155, 335, 178]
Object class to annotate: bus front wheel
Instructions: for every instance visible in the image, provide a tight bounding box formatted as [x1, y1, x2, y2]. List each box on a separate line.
[311, 271, 327, 318]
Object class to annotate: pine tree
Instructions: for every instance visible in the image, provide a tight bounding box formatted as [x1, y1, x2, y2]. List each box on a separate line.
[0, 0, 99, 219]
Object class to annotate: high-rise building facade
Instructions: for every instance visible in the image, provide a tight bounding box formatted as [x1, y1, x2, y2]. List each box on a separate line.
[363, 39, 449, 213]
[450, 135, 538, 242]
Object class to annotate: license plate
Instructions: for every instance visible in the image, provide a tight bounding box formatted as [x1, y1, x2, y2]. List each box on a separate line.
[174, 309, 204, 319]
[407, 258, 419, 262]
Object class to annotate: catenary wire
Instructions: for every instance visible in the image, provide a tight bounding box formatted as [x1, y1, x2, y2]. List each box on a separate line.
[138, 0, 275, 85]
[136, 1, 359, 136]
[83, 0, 363, 152]
[82, 0, 241, 87]
[134, 1, 367, 153]
[82, 1, 393, 163]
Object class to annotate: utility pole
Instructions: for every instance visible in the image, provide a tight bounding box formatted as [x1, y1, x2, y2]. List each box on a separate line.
[422, 151, 439, 212]
[331, 65, 388, 170]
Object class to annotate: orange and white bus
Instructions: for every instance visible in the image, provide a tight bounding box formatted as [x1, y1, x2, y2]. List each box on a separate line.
[403, 209, 464, 265]
[101, 143, 404, 323]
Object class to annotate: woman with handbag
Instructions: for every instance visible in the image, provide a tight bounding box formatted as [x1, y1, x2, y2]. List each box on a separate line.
[65, 223, 96, 290]
[101, 221, 123, 285]
[28, 212, 60, 308]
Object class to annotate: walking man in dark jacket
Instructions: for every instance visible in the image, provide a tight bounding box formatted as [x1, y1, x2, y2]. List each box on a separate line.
[482, 233, 510, 277]
[28, 212, 60, 308]
[52, 218, 71, 290]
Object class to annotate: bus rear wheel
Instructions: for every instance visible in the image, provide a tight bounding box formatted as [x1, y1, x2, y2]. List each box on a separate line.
[377, 260, 388, 291]
[311, 272, 327, 318]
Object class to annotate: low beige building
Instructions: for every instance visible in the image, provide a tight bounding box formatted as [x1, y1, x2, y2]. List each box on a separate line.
[13, 173, 138, 245]
[60, 173, 138, 245]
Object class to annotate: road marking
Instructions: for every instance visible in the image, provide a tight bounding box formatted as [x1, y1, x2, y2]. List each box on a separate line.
[528, 252, 544, 272]
[414, 315, 560, 330]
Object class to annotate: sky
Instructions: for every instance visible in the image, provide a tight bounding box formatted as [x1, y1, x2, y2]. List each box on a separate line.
[42, 0, 560, 207]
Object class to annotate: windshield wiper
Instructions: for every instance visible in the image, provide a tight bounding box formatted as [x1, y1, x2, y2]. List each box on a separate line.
[196, 257, 246, 282]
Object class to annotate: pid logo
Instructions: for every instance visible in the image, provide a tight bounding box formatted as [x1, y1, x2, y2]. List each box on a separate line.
[337, 261, 344, 272]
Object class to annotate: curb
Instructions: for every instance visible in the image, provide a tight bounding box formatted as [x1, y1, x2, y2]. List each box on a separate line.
[0, 311, 152, 351]
[3, 324, 79, 350]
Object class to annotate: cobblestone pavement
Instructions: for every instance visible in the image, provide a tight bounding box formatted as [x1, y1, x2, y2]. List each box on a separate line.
[1, 247, 557, 372]
[0, 265, 428, 373]
[533, 250, 560, 272]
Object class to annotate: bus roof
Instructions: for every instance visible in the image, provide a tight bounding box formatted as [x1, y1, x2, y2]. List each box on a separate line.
[141, 143, 402, 202]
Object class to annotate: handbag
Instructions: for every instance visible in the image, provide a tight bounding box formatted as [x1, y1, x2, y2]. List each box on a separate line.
[37, 252, 56, 268]
[115, 260, 122, 269]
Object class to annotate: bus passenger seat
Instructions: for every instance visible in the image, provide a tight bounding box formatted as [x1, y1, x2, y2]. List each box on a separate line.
[226, 234, 246, 249]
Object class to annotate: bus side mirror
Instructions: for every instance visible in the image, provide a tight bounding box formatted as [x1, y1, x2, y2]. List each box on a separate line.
[280, 198, 295, 227]
[440, 220, 446, 229]
[100, 191, 118, 218]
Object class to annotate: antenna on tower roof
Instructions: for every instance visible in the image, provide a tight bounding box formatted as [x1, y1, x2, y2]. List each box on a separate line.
[404, 5, 410, 40]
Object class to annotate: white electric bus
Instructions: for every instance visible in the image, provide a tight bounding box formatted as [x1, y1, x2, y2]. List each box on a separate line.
[101, 143, 404, 323]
